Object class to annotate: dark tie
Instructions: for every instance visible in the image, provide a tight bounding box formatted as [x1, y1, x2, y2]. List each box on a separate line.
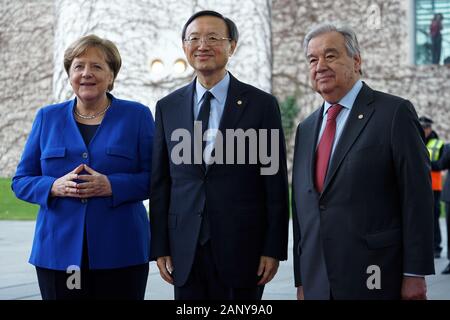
[197, 91, 213, 245]
[197, 91, 213, 165]
[315, 104, 343, 193]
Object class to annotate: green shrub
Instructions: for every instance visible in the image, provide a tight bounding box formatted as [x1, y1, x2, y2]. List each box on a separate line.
[280, 96, 299, 142]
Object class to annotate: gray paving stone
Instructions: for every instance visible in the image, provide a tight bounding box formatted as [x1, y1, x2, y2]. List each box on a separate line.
[0, 220, 448, 300]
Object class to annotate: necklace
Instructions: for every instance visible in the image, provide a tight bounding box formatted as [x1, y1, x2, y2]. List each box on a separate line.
[74, 101, 111, 119]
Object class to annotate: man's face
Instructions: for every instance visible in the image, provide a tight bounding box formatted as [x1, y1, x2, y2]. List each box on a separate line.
[183, 15, 236, 77]
[307, 31, 361, 103]
[422, 126, 432, 138]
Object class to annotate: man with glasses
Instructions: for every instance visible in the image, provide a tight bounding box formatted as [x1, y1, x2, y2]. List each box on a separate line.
[150, 10, 289, 300]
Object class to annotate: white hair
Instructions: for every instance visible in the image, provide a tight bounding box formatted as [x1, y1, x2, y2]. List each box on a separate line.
[303, 23, 361, 59]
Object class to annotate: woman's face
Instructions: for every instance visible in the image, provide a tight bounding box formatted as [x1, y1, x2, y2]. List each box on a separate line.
[69, 47, 114, 104]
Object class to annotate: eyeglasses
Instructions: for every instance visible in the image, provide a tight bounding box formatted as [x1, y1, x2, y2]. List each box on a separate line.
[184, 36, 231, 46]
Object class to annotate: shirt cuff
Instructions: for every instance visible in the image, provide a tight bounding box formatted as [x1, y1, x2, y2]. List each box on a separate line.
[403, 273, 426, 277]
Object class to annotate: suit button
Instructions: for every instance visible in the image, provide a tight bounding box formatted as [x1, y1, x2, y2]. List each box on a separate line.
[319, 204, 326, 210]
[81, 199, 88, 204]
[82, 152, 88, 159]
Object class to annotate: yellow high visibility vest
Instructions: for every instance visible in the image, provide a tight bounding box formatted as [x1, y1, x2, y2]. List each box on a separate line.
[427, 138, 444, 191]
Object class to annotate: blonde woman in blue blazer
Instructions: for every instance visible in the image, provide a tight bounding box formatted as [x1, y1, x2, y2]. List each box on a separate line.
[12, 35, 154, 300]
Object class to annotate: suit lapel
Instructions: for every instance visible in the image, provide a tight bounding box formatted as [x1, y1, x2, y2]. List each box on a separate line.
[307, 107, 324, 188]
[320, 83, 375, 196]
[217, 73, 248, 132]
[178, 80, 196, 138]
[176, 79, 205, 175]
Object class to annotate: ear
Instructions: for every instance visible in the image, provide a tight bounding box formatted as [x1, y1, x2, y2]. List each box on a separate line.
[109, 70, 114, 84]
[353, 54, 362, 74]
[182, 40, 189, 57]
[228, 40, 237, 57]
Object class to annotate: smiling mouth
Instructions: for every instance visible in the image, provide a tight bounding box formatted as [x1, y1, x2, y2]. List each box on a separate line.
[80, 83, 96, 86]
[317, 76, 333, 82]
[195, 54, 213, 59]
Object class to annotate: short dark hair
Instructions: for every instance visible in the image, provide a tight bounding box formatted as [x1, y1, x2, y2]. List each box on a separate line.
[181, 10, 239, 42]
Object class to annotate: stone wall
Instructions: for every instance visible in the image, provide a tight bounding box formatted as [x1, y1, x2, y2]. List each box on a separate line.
[53, 0, 272, 109]
[0, 0, 54, 177]
[1, 0, 450, 177]
[272, 0, 450, 170]
[0, 0, 272, 177]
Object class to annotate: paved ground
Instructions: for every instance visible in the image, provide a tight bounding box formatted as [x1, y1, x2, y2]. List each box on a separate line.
[0, 219, 448, 300]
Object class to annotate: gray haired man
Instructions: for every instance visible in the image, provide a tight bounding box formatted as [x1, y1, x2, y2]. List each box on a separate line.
[291, 23, 434, 300]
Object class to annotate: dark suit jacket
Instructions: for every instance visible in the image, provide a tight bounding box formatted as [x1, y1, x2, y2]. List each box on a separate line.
[150, 73, 289, 288]
[432, 144, 450, 202]
[291, 83, 435, 299]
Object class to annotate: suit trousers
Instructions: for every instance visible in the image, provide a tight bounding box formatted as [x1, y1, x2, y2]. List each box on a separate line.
[434, 190, 443, 253]
[175, 241, 264, 300]
[445, 202, 450, 260]
[36, 230, 149, 300]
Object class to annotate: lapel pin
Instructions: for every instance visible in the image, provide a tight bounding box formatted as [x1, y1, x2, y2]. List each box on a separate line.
[358, 114, 364, 119]
[237, 100, 243, 106]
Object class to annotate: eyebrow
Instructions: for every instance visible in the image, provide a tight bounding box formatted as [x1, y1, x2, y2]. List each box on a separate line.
[307, 47, 340, 59]
[186, 32, 221, 36]
[324, 48, 339, 55]
[72, 60, 104, 65]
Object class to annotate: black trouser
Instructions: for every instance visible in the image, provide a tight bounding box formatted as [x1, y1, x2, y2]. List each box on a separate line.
[36, 230, 149, 300]
[433, 191, 443, 253]
[36, 263, 149, 300]
[431, 34, 442, 64]
[175, 241, 264, 300]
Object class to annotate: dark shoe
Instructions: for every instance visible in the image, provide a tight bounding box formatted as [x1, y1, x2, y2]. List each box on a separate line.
[442, 263, 450, 275]
[434, 251, 441, 258]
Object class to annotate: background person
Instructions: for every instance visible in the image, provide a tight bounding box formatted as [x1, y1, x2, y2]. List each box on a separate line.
[432, 143, 450, 274]
[430, 13, 444, 64]
[419, 116, 445, 258]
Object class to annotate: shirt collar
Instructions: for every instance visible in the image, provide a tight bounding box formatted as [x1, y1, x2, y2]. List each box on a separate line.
[323, 80, 363, 116]
[195, 72, 230, 105]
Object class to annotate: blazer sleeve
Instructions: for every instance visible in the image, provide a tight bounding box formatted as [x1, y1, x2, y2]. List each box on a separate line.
[11, 109, 57, 209]
[431, 144, 450, 171]
[149, 101, 171, 259]
[107, 106, 155, 207]
[260, 96, 290, 261]
[391, 100, 435, 275]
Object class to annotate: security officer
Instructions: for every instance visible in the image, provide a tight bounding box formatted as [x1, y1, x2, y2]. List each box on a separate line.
[420, 116, 445, 258]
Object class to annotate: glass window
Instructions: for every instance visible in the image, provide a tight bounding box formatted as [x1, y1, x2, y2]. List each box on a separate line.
[415, 0, 450, 65]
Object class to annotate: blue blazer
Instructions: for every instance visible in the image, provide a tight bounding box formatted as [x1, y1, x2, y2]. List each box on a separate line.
[12, 94, 155, 270]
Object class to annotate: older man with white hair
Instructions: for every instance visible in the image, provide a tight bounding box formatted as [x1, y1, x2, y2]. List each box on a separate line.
[291, 23, 435, 300]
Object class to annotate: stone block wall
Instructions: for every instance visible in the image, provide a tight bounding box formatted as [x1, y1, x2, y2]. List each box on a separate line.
[1, 0, 449, 177]
[0, 0, 54, 177]
[272, 0, 450, 169]
[0, 0, 272, 176]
